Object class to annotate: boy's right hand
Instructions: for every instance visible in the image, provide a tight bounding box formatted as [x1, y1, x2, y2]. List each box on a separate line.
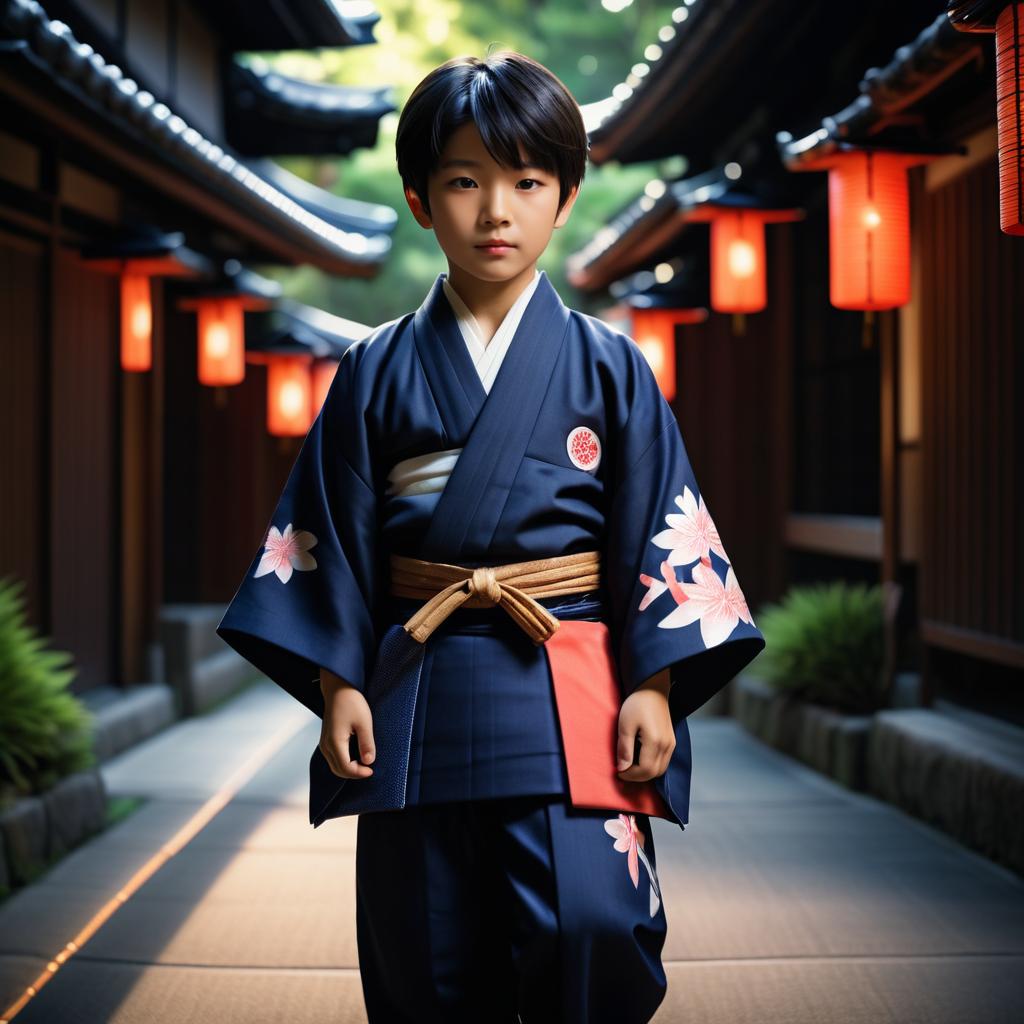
[319, 672, 376, 779]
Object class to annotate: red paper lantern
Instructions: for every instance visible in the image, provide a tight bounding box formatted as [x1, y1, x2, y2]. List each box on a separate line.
[630, 307, 705, 401]
[267, 354, 313, 437]
[197, 297, 246, 386]
[120, 271, 152, 372]
[824, 150, 922, 310]
[709, 210, 767, 313]
[312, 358, 339, 417]
[996, 3, 1024, 235]
[682, 205, 802, 314]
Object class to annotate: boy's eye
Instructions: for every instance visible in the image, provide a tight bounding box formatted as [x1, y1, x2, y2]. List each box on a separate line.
[446, 176, 543, 191]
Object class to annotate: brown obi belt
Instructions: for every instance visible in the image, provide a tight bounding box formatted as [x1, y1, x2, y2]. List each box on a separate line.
[388, 550, 601, 646]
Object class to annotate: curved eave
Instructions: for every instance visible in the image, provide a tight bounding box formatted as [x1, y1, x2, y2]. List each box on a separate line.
[586, 0, 750, 165]
[0, 3, 391, 276]
[608, 262, 710, 312]
[568, 170, 804, 293]
[208, 1, 381, 50]
[567, 170, 728, 292]
[227, 59, 396, 157]
[277, 296, 374, 347]
[567, 192, 684, 292]
[247, 158, 397, 237]
[777, 11, 979, 169]
[246, 296, 373, 359]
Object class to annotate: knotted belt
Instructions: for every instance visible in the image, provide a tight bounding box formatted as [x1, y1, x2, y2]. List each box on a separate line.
[389, 550, 601, 645]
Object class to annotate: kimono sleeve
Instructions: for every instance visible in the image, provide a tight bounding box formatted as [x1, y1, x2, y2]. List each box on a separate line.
[215, 341, 382, 720]
[605, 345, 766, 722]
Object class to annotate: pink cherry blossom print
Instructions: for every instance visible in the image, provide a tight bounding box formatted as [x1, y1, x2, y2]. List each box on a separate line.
[604, 813, 662, 917]
[254, 523, 318, 583]
[657, 560, 754, 643]
[650, 486, 729, 567]
[566, 425, 602, 472]
[605, 813, 642, 887]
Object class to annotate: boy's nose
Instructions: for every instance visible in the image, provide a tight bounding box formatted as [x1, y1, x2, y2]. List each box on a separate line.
[481, 192, 511, 225]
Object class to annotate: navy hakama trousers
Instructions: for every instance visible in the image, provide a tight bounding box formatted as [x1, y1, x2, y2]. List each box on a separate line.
[355, 793, 668, 1023]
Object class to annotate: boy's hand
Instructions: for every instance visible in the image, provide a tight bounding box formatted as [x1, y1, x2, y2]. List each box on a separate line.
[616, 668, 675, 782]
[319, 670, 376, 779]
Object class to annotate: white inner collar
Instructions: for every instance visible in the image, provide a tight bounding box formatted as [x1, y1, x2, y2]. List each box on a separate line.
[441, 270, 541, 393]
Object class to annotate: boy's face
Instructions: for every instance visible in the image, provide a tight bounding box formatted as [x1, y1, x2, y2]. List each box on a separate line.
[405, 121, 578, 284]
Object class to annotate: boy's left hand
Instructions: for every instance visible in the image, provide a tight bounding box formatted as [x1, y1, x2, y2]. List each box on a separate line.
[616, 668, 675, 782]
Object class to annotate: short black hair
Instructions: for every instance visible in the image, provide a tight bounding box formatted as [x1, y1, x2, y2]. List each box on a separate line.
[395, 51, 588, 218]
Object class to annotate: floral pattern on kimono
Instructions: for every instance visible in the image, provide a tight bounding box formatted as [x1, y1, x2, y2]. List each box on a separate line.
[604, 812, 662, 917]
[637, 485, 755, 644]
[254, 523, 318, 584]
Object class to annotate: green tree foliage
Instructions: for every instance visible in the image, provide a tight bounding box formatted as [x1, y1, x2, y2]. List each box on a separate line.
[248, 1, 686, 323]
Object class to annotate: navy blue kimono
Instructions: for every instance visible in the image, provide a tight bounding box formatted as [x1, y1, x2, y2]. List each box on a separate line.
[216, 269, 765, 829]
[216, 269, 765, 1022]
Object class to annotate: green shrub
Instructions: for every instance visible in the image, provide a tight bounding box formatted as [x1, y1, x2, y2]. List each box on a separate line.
[752, 580, 888, 713]
[0, 576, 95, 808]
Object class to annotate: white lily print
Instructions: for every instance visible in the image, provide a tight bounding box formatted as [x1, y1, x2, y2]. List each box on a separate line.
[649, 486, 729, 567]
[604, 813, 662, 918]
[254, 523, 318, 583]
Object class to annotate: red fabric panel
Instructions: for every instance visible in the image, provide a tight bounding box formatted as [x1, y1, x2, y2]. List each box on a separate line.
[544, 619, 672, 820]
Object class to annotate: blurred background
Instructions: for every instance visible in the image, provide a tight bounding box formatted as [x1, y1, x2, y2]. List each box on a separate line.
[0, 1, 1022, 1020]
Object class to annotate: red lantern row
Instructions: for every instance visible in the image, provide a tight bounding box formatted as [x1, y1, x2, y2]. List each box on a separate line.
[120, 275, 339, 436]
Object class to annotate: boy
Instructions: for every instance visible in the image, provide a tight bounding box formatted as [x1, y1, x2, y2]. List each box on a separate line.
[217, 52, 765, 1023]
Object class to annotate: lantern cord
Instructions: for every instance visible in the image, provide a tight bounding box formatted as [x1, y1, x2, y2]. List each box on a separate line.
[862, 310, 876, 350]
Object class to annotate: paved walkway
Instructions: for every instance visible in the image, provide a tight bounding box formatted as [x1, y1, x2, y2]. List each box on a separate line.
[1, 679, 1021, 1023]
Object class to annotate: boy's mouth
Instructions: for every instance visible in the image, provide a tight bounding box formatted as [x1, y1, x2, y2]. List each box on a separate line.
[475, 239, 517, 255]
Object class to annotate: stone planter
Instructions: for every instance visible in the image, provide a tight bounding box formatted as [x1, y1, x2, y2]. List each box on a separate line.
[0, 767, 107, 890]
[731, 673, 872, 791]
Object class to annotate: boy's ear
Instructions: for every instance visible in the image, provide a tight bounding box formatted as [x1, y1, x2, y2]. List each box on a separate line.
[404, 186, 433, 228]
[553, 185, 580, 229]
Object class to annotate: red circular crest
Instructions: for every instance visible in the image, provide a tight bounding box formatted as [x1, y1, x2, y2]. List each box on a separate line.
[566, 425, 601, 472]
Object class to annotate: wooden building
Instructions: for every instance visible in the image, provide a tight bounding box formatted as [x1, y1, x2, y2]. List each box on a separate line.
[570, 0, 1022, 721]
[0, 0, 396, 695]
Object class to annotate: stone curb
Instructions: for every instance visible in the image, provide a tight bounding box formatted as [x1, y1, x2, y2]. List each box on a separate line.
[868, 710, 1024, 876]
[729, 675, 1024, 875]
[0, 768, 107, 891]
[82, 683, 178, 762]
